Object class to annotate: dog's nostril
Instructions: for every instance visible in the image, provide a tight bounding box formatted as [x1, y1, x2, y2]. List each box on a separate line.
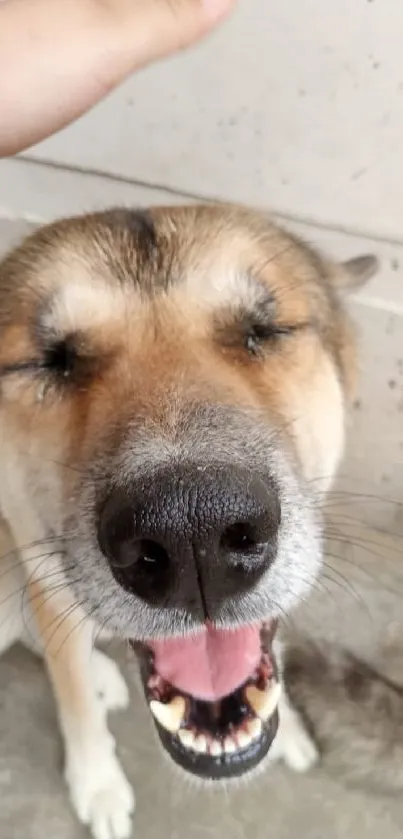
[115, 539, 170, 597]
[104, 527, 171, 602]
[134, 539, 170, 572]
[220, 522, 258, 554]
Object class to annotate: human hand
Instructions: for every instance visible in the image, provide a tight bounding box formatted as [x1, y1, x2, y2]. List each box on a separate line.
[0, 0, 235, 157]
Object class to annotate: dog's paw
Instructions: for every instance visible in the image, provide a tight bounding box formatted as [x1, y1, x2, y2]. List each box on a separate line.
[277, 717, 318, 772]
[91, 649, 130, 716]
[66, 743, 135, 839]
[270, 698, 318, 773]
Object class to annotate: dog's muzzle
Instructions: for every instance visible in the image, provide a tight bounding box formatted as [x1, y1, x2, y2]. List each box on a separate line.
[97, 463, 282, 778]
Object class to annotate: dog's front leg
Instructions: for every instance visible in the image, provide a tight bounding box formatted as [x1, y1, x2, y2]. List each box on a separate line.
[27, 575, 135, 839]
[268, 638, 318, 772]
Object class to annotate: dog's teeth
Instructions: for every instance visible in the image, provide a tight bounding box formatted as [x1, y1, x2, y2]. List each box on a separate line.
[245, 681, 281, 722]
[193, 735, 208, 754]
[224, 737, 237, 754]
[246, 716, 262, 740]
[150, 695, 186, 733]
[236, 730, 252, 749]
[178, 729, 195, 749]
[209, 740, 223, 757]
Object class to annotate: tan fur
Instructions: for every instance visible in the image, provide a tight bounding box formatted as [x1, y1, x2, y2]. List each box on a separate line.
[28, 578, 100, 735]
[0, 205, 361, 487]
[0, 203, 378, 838]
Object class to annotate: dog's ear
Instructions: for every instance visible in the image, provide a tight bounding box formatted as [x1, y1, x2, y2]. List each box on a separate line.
[335, 254, 380, 294]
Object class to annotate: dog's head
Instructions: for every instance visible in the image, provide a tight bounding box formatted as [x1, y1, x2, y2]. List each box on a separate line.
[0, 205, 376, 779]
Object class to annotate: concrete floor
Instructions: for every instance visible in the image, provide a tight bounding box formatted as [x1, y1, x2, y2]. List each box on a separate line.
[0, 219, 402, 838]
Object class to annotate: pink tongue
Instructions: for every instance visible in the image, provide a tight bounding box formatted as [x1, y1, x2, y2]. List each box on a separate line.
[148, 624, 261, 701]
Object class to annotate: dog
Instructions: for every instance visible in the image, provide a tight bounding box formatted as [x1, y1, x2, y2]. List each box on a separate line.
[0, 203, 377, 839]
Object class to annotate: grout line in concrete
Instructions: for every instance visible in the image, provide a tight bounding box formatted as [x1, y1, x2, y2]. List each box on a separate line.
[18, 153, 403, 250]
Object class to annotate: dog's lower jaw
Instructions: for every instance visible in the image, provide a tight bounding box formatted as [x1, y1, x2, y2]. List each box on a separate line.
[147, 636, 318, 784]
[154, 685, 319, 790]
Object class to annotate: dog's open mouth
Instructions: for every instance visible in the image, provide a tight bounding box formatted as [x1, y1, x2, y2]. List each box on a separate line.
[132, 620, 280, 779]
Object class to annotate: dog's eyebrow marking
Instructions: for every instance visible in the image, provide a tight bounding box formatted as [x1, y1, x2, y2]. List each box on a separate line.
[187, 267, 276, 314]
[35, 279, 128, 340]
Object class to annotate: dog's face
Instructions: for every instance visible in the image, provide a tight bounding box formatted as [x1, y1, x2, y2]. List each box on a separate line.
[0, 205, 376, 779]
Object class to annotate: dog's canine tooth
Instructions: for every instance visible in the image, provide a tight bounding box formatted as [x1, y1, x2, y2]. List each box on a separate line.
[209, 740, 223, 757]
[246, 716, 263, 740]
[178, 728, 195, 749]
[224, 737, 237, 754]
[236, 730, 252, 749]
[193, 735, 208, 754]
[150, 695, 186, 733]
[245, 681, 282, 722]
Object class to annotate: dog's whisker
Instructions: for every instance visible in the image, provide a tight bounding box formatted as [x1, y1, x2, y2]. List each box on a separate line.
[0, 535, 65, 568]
[321, 567, 371, 614]
[326, 537, 398, 567]
[51, 603, 98, 659]
[41, 601, 89, 657]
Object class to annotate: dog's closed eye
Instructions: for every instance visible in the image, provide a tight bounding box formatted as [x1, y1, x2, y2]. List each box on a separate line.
[242, 317, 309, 357]
[215, 306, 310, 359]
[0, 334, 96, 386]
[43, 336, 81, 379]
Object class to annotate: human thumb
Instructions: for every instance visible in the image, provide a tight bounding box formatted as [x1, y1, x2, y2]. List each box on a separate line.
[124, 0, 237, 65]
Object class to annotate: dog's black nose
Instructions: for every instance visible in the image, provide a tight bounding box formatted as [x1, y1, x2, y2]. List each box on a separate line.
[98, 465, 280, 618]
